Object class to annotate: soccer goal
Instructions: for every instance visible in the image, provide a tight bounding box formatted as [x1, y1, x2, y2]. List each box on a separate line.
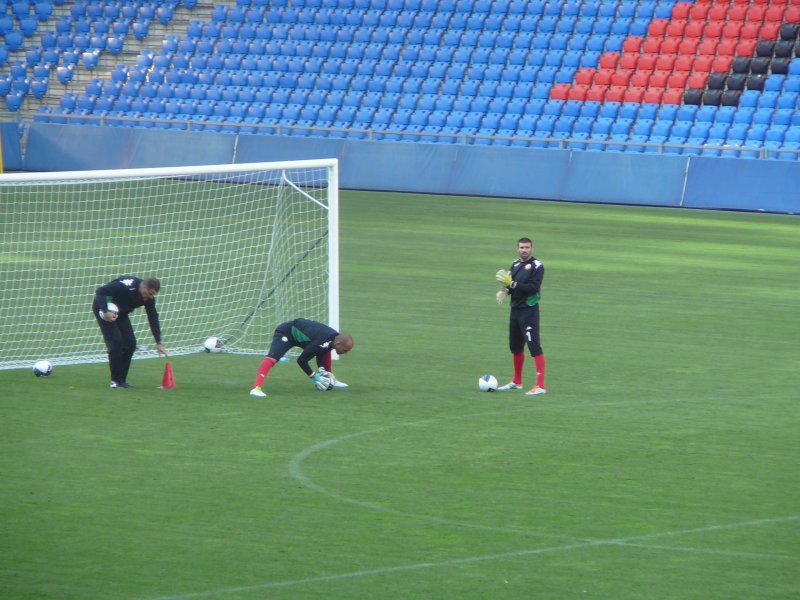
[0, 159, 339, 370]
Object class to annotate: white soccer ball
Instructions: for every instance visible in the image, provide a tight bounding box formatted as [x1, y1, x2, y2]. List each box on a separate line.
[98, 301, 119, 321]
[203, 336, 223, 353]
[478, 374, 498, 392]
[33, 360, 53, 377]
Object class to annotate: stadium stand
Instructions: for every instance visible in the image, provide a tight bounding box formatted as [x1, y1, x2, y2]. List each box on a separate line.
[2, 0, 800, 159]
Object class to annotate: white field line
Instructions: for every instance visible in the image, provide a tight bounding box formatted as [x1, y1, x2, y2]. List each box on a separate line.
[141, 515, 799, 600]
[141, 403, 797, 600]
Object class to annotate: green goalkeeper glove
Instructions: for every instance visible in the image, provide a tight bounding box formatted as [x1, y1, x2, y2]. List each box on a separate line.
[495, 269, 512, 286]
[496, 289, 508, 304]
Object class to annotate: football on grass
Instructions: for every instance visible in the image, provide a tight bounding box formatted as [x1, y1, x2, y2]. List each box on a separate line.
[478, 374, 498, 392]
[33, 360, 53, 377]
[98, 302, 119, 321]
[203, 337, 223, 353]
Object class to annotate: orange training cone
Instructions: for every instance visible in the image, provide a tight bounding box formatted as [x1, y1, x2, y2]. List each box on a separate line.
[159, 361, 176, 389]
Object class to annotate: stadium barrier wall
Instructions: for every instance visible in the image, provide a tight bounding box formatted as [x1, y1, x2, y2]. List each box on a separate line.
[22, 123, 800, 213]
[1, 122, 23, 171]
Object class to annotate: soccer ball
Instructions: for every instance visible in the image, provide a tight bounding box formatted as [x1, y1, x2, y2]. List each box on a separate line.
[33, 360, 53, 377]
[203, 336, 223, 353]
[478, 374, 498, 392]
[98, 301, 119, 321]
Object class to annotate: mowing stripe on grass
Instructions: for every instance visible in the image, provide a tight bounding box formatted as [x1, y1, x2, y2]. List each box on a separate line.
[287, 398, 720, 540]
[141, 514, 799, 600]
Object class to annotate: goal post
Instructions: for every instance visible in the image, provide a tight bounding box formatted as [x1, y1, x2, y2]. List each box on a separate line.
[0, 159, 339, 370]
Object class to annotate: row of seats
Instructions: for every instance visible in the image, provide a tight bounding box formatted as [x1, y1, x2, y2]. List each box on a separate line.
[57, 92, 800, 131]
[33, 105, 800, 159]
[10, 0, 800, 160]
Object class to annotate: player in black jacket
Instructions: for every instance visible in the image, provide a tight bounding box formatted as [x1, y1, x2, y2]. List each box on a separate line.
[249, 318, 354, 397]
[495, 238, 547, 395]
[92, 276, 168, 388]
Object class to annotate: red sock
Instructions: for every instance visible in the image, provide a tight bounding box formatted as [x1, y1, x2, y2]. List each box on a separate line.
[323, 351, 332, 372]
[253, 357, 277, 388]
[534, 354, 546, 388]
[513, 352, 525, 385]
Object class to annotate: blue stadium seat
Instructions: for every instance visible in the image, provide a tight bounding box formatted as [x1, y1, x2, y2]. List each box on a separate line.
[599, 102, 620, 120]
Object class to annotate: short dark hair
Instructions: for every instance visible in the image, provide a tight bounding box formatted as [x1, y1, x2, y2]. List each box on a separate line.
[517, 237, 532, 245]
[144, 277, 161, 292]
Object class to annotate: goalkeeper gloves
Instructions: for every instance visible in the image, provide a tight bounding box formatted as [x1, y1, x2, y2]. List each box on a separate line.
[496, 289, 509, 304]
[311, 371, 332, 391]
[496, 269, 513, 287]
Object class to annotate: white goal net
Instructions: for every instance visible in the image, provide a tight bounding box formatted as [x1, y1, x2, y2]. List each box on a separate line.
[0, 159, 339, 370]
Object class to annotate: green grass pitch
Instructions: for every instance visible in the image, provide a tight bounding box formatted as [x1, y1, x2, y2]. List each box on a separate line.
[1, 192, 798, 599]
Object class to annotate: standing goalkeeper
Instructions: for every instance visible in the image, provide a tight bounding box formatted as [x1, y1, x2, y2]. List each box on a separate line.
[495, 237, 547, 395]
[92, 275, 168, 389]
[250, 318, 354, 398]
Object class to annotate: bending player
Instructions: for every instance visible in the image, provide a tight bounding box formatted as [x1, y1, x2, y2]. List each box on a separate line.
[249, 318, 354, 398]
[93, 275, 168, 389]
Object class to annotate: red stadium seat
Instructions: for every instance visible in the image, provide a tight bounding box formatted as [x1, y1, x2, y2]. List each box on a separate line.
[647, 19, 667, 36]
[567, 84, 588, 101]
[631, 71, 651, 87]
[623, 36, 643, 53]
[575, 68, 594, 85]
[666, 19, 687, 37]
[711, 56, 733, 72]
[697, 39, 718, 56]
[642, 88, 663, 103]
[728, 4, 747, 22]
[638, 53, 657, 70]
[716, 39, 738, 56]
[741, 23, 759, 39]
[641, 38, 661, 54]
[605, 86, 625, 103]
[708, 4, 729, 21]
[747, 5, 767, 24]
[665, 19, 686, 37]
[623, 86, 645, 103]
[693, 55, 713, 73]
[611, 69, 632, 86]
[759, 22, 781, 40]
[649, 70, 670, 88]
[594, 68, 613, 85]
[689, 3, 709, 19]
[660, 36, 680, 54]
[687, 72, 709, 89]
[671, 2, 691, 19]
[662, 89, 682, 104]
[619, 52, 638, 69]
[678, 37, 700, 54]
[586, 85, 608, 102]
[704, 21, 724, 38]
[684, 21, 705, 38]
[598, 52, 619, 69]
[674, 55, 693, 72]
[550, 83, 569, 100]
[668, 71, 689, 88]
[736, 39, 757, 55]
[722, 22, 743, 39]
[656, 54, 676, 71]
[764, 5, 785, 22]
